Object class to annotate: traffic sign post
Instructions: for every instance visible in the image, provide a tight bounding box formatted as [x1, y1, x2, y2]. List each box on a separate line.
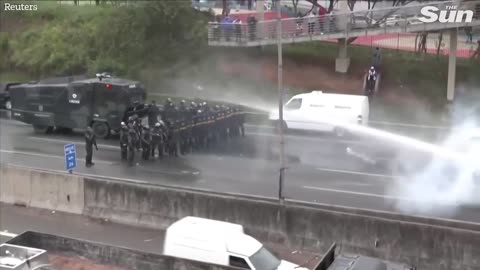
[64, 144, 77, 173]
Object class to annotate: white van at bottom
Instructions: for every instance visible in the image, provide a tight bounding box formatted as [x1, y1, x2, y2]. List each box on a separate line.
[163, 216, 308, 270]
[269, 91, 369, 136]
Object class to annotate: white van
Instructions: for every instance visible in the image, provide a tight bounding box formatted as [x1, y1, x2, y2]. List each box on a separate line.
[163, 216, 308, 270]
[269, 91, 369, 136]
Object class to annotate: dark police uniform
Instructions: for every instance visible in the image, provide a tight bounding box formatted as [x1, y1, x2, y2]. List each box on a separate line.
[141, 126, 152, 160]
[148, 102, 160, 128]
[127, 125, 137, 166]
[151, 123, 162, 158]
[85, 127, 97, 167]
[166, 121, 178, 157]
[119, 124, 128, 161]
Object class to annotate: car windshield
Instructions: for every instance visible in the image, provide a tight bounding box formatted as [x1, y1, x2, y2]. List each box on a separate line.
[249, 247, 281, 270]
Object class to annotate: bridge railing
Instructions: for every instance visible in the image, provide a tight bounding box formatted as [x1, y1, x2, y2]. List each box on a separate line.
[207, 0, 480, 45]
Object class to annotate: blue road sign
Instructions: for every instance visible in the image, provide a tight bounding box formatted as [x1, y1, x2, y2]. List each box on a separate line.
[64, 144, 77, 171]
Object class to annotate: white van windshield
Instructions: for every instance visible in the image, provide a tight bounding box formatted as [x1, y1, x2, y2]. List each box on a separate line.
[249, 247, 281, 270]
[285, 98, 302, 110]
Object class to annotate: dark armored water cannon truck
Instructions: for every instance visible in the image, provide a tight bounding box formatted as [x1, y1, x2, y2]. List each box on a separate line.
[8, 73, 147, 139]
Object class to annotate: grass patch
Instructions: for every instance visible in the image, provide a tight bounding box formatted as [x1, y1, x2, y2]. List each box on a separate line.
[0, 71, 32, 83]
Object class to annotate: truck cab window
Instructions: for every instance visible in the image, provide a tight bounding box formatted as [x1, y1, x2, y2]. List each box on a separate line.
[229, 256, 251, 269]
[285, 98, 302, 110]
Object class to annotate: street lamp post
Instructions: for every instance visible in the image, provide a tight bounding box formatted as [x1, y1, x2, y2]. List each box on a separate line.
[276, 0, 286, 204]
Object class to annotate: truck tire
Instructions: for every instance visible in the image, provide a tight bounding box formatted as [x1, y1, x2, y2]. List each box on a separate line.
[92, 121, 110, 139]
[33, 125, 52, 134]
[5, 100, 11, 110]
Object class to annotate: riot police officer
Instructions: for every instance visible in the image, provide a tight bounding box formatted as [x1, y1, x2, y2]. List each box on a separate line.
[141, 125, 152, 160]
[163, 98, 174, 121]
[179, 100, 187, 112]
[85, 126, 98, 167]
[166, 120, 178, 157]
[119, 122, 128, 161]
[151, 122, 164, 159]
[127, 123, 137, 166]
[148, 100, 160, 128]
[134, 117, 143, 150]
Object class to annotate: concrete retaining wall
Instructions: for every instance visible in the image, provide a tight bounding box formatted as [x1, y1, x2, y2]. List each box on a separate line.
[83, 177, 480, 270]
[0, 164, 84, 214]
[3, 164, 480, 270]
[7, 231, 237, 270]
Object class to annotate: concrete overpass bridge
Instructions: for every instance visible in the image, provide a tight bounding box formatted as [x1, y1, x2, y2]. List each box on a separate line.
[207, 0, 480, 101]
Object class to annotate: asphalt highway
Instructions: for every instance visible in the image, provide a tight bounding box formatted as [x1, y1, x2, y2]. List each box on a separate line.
[1, 111, 480, 223]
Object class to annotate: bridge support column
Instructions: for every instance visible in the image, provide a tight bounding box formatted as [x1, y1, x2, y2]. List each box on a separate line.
[256, 0, 264, 21]
[335, 39, 350, 73]
[447, 28, 457, 102]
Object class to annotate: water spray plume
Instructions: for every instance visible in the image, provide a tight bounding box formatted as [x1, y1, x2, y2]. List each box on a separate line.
[315, 116, 480, 217]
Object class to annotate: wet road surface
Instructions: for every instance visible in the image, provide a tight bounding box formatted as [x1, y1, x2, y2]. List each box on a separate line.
[1, 113, 480, 223]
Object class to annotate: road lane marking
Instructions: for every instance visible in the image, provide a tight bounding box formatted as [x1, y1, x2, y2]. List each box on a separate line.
[245, 121, 452, 130]
[0, 149, 113, 165]
[315, 167, 399, 179]
[302, 185, 470, 207]
[0, 231, 17, 238]
[249, 132, 360, 144]
[333, 182, 374, 187]
[302, 186, 416, 202]
[368, 120, 451, 129]
[29, 136, 118, 150]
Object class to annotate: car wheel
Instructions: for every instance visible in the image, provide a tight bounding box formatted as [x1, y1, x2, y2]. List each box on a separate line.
[92, 121, 110, 139]
[5, 100, 11, 110]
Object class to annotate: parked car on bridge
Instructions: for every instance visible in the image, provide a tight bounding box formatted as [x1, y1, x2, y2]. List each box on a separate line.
[351, 15, 379, 29]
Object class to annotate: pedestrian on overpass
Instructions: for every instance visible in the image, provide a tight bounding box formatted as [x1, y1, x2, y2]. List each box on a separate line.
[85, 126, 98, 167]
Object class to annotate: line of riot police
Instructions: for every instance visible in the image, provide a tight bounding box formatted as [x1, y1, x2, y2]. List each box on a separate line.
[119, 98, 245, 166]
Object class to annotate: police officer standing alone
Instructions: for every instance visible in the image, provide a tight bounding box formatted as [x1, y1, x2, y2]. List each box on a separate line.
[85, 126, 98, 167]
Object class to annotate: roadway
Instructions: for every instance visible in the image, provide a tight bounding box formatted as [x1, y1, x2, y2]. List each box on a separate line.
[1, 112, 480, 223]
[0, 203, 321, 268]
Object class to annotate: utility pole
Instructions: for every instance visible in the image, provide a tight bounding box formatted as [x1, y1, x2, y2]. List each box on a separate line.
[276, 0, 285, 204]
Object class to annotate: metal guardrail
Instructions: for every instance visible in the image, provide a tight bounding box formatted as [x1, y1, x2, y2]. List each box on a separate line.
[208, 0, 480, 46]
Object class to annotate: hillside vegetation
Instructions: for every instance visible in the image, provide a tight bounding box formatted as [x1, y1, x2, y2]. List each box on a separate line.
[1, 1, 480, 118]
[1, 1, 212, 80]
